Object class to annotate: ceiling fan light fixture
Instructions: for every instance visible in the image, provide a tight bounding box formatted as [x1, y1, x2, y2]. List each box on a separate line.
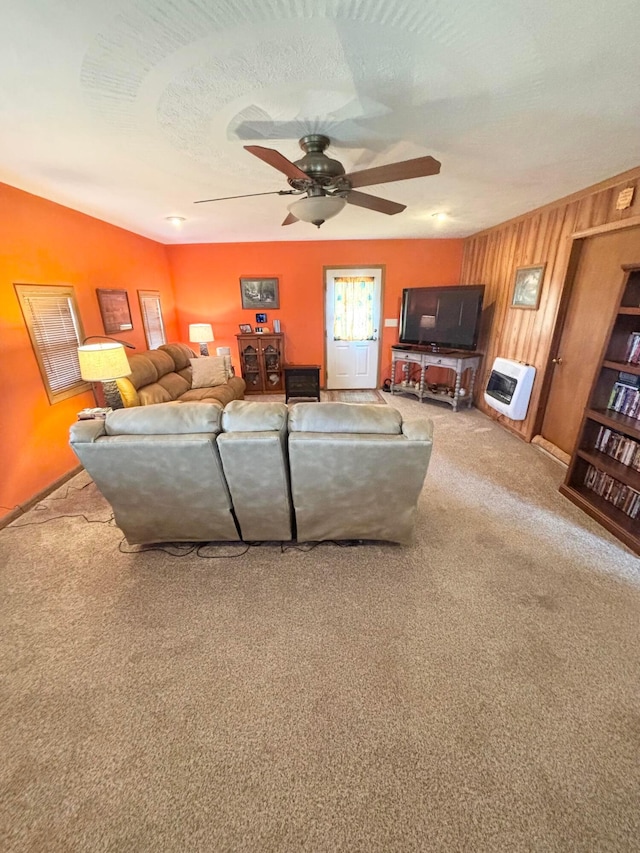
[287, 195, 346, 228]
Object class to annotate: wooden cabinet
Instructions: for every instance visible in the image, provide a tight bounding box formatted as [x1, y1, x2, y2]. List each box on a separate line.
[237, 333, 285, 394]
[560, 264, 640, 555]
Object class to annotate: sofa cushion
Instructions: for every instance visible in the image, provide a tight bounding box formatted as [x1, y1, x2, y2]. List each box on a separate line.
[125, 354, 159, 390]
[222, 400, 288, 432]
[138, 383, 174, 406]
[143, 349, 176, 378]
[157, 371, 191, 399]
[159, 342, 195, 370]
[104, 402, 222, 435]
[288, 401, 402, 434]
[190, 356, 228, 388]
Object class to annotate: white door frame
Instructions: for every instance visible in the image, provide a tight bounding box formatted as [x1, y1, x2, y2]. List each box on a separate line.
[323, 265, 385, 389]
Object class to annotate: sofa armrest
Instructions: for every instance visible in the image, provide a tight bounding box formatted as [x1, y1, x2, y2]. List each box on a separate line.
[401, 418, 434, 442]
[69, 419, 107, 444]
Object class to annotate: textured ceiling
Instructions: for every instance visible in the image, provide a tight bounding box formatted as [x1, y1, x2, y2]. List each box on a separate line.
[1, 0, 639, 244]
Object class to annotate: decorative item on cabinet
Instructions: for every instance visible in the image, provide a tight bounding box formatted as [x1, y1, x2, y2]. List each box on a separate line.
[237, 332, 285, 394]
[561, 264, 640, 555]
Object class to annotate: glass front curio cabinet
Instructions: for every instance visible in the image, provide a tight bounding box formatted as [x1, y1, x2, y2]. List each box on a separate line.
[237, 333, 285, 394]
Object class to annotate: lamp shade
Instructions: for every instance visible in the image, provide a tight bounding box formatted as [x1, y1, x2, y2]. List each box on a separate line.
[189, 323, 214, 343]
[287, 195, 346, 227]
[77, 342, 131, 381]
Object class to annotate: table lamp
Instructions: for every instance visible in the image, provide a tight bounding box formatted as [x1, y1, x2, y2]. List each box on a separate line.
[189, 323, 215, 356]
[77, 338, 133, 409]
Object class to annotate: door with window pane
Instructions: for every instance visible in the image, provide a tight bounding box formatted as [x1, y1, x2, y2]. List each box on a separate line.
[138, 290, 166, 350]
[325, 267, 382, 389]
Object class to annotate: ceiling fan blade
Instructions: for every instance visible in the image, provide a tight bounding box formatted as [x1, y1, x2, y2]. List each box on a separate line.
[346, 190, 406, 215]
[282, 212, 298, 226]
[344, 155, 441, 189]
[244, 145, 309, 181]
[194, 190, 295, 204]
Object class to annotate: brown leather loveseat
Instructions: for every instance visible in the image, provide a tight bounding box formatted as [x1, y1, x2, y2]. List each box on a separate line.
[115, 342, 246, 408]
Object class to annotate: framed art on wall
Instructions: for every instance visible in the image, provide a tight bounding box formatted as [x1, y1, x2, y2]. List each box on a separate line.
[96, 288, 133, 333]
[240, 277, 279, 309]
[511, 264, 546, 310]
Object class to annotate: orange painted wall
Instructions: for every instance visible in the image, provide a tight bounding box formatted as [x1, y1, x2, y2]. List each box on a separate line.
[0, 182, 178, 520]
[1, 186, 462, 523]
[167, 239, 464, 382]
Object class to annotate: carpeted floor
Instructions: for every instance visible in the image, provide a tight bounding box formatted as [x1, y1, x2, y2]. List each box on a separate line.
[1, 394, 639, 852]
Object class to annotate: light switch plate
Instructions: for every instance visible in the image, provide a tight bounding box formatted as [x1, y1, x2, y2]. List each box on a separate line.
[384, 318, 398, 327]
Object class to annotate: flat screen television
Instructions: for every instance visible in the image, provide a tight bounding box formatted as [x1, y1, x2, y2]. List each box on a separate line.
[398, 284, 485, 351]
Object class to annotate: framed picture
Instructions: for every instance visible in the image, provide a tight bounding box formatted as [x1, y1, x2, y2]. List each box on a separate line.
[240, 277, 279, 309]
[96, 288, 133, 333]
[255, 312, 267, 323]
[238, 323, 253, 334]
[511, 264, 546, 310]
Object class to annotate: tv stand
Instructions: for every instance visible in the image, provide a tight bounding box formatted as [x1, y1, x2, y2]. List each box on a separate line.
[390, 346, 483, 412]
[393, 343, 458, 354]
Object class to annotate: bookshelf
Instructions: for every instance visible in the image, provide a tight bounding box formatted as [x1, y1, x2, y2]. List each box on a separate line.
[560, 264, 640, 554]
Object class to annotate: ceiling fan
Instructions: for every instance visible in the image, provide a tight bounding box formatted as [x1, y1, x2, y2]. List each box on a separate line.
[194, 134, 441, 228]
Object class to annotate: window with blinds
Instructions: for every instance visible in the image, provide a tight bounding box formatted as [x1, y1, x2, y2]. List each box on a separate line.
[138, 290, 167, 350]
[15, 284, 89, 404]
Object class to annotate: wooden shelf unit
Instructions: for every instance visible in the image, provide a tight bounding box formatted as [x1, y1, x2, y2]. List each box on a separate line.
[561, 264, 640, 554]
[237, 332, 285, 394]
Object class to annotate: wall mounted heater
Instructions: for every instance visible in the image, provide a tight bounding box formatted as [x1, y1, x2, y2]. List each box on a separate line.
[484, 357, 536, 420]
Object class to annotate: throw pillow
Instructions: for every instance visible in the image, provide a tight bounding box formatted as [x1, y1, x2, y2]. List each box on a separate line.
[189, 356, 228, 389]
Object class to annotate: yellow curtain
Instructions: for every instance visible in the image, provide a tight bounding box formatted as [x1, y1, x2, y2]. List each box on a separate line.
[333, 276, 375, 341]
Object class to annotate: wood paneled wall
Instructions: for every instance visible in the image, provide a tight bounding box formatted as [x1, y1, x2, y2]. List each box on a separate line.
[461, 165, 640, 441]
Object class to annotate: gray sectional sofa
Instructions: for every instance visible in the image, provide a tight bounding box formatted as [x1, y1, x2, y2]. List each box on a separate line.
[69, 400, 434, 545]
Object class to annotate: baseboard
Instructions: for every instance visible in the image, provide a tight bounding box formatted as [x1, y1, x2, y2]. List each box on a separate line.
[531, 435, 570, 466]
[0, 465, 83, 530]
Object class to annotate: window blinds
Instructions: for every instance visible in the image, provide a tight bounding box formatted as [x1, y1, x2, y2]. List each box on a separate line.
[138, 291, 166, 349]
[17, 288, 85, 400]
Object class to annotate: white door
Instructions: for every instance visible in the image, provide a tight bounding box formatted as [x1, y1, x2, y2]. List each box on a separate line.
[325, 267, 382, 389]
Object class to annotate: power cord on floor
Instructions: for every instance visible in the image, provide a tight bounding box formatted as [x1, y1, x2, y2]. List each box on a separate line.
[4, 498, 370, 559]
[119, 538, 366, 559]
[7, 513, 116, 528]
[1, 480, 96, 523]
[119, 538, 253, 558]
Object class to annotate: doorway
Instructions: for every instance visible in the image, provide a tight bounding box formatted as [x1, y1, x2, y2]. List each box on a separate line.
[324, 267, 383, 389]
[541, 226, 640, 455]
